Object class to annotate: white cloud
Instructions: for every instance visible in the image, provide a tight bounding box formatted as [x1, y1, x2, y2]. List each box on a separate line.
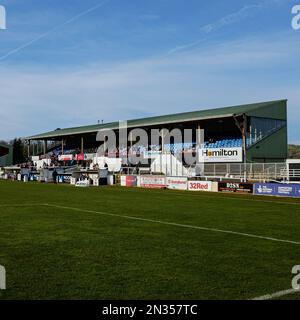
[0, 0, 112, 62]
[200, 4, 261, 34]
[0, 33, 299, 144]
[167, 0, 293, 55]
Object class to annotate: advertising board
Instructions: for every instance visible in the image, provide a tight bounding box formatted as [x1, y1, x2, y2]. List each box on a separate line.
[57, 175, 65, 183]
[85, 154, 95, 161]
[218, 182, 253, 193]
[75, 180, 90, 187]
[188, 181, 212, 192]
[75, 154, 85, 161]
[120, 175, 137, 187]
[58, 155, 73, 161]
[166, 177, 188, 190]
[75, 153, 95, 161]
[140, 175, 166, 189]
[254, 183, 300, 197]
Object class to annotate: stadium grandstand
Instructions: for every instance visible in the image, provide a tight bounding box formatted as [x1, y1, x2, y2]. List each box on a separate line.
[0, 99, 291, 183]
[6, 99, 286, 181]
[25, 99, 287, 161]
[0, 100, 300, 184]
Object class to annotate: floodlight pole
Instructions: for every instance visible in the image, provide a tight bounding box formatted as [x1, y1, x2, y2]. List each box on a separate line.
[233, 113, 247, 182]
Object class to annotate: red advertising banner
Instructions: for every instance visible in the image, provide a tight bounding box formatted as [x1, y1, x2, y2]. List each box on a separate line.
[76, 154, 85, 161]
[121, 175, 137, 187]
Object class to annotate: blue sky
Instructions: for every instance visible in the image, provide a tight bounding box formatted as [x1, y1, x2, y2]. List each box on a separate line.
[0, 0, 299, 143]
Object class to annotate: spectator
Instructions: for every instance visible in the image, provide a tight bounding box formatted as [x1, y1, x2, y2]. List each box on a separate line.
[52, 169, 58, 184]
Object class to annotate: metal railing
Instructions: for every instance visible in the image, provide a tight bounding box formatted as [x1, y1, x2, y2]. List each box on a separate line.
[120, 162, 290, 181]
[200, 163, 287, 181]
[281, 169, 300, 180]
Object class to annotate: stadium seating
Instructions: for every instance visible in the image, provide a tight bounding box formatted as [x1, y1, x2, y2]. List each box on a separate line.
[50, 137, 248, 162]
[161, 138, 246, 153]
[203, 138, 244, 149]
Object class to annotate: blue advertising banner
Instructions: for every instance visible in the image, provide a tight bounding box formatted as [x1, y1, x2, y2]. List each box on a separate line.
[295, 185, 300, 197]
[29, 173, 38, 181]
[277, 184, 295, 197]
[254, 183, 300, 198]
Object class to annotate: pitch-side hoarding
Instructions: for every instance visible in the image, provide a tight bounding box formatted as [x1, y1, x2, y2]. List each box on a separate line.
[121, 175, 137, 187]
[166, 177, 188, 190]
[254, 183, 300, 197]
[188, 181, 212, 192]
[140, 176, 166, 189]
[218, 182, 253, 193]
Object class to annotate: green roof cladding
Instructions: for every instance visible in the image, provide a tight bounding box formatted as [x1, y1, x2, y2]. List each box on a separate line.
[26, 99, 287, 141]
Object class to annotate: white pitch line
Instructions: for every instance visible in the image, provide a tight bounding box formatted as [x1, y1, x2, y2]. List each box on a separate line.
[0, 203, 45, 208]
[43, 204, 300, 245]
[252, 288, 300, 300]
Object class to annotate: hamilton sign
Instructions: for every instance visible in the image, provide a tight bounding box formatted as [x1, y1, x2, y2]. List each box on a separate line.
[199, 147, 243, 163]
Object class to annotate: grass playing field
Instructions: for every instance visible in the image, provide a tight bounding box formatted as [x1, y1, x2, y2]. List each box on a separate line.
[0, 180, 300, 300]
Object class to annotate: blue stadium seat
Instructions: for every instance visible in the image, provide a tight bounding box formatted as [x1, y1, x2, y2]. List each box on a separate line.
[202, 138, 243, 149]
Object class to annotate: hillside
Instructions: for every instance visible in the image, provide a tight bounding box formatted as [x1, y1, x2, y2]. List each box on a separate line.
[288, 144, 300, 159]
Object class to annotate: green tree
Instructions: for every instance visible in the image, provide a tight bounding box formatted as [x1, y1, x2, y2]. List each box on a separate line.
[288, 144, 300, 159]
[11, 138, 26, 165]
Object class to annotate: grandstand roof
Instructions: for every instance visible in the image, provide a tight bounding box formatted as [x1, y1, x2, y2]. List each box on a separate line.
[26, 100, 287, 140]
[0, 142, 10, 149]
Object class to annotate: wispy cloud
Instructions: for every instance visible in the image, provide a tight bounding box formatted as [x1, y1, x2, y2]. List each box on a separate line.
[167, 4, 261, 55]
[0, 0, 112, 63]
[1, 33, 300, 143]
[167, 0, 290, 55]
[200, 4, 261, 34]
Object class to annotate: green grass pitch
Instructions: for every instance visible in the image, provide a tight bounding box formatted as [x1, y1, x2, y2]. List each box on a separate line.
[0, 180, 300, 300]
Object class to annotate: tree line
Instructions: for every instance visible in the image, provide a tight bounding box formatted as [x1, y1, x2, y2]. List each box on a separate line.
[0, 138, 27, 165]
[288, 144, 300, 159]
